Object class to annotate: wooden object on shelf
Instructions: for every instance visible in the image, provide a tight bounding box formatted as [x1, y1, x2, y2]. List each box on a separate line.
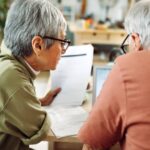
[69, 24, 126, 45]
[81, 0, 87, 17]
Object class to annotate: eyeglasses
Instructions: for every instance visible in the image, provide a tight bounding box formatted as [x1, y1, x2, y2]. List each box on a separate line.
[42, 36, 71, 54]
[120, 34, 131, 54]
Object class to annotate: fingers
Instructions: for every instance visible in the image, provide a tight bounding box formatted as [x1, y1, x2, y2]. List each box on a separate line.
[51, 87, 61, 97]
[41, 87, 61, 106]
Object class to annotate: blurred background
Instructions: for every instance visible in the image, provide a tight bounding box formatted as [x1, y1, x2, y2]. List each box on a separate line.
[0, 0, 140, 63]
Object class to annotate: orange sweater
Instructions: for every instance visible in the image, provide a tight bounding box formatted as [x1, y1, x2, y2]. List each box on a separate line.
[78, 50, 150, 149]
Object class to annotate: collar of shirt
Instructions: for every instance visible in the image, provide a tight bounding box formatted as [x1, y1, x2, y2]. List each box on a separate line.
[24, 59, 40, 76]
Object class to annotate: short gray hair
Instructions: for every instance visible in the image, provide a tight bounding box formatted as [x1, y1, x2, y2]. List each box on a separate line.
[4, 0, 67, 57]
[124, 0, 150, 49]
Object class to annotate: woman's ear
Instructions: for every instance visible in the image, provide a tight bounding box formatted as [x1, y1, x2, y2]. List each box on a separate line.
[32, 36, 44, 56]
[131, 33, 142, 51]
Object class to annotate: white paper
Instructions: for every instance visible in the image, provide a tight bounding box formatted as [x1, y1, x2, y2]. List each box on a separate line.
[34, 45, 93, 138]
[45, 106, 88, 138]
[50, 44, 93, 107]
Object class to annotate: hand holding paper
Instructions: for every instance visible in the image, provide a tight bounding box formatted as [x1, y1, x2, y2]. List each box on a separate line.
[40, 87, 61, 106]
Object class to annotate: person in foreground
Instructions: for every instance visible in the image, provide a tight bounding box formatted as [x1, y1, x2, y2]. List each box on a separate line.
[0, 0, 70, 149]
[78, 0, 150, 150]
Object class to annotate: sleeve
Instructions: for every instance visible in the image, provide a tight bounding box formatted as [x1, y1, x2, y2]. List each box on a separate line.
[3, 83, 50, 145]
[78, 63, 127, 149]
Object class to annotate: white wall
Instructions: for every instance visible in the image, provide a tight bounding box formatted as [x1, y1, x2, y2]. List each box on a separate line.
[53, 0, 129, 23]
[86, 0, 128, 22]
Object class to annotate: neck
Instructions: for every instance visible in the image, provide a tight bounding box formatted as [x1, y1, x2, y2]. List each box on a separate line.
[24, 54, 40, 71]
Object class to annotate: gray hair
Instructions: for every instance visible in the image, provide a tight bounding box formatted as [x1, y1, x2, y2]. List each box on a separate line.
[124, 0, 150, 49]
[4, 0, 67, 57]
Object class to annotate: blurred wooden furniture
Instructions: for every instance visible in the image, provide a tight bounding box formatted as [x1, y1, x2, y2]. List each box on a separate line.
[69, 23, 126, 45]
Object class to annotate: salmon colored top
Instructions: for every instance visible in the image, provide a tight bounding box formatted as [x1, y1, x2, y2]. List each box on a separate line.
[78, 50, 150, 150]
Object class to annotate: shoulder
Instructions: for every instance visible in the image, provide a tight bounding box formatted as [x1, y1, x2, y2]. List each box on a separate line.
[115, 52, 135, 67]
[0, 55, 33, 93]
[0, 54, 31, 78]
[115, 51, 150, 67]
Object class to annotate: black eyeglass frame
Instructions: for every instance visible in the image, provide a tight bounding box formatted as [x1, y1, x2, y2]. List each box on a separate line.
[41, 36, 71, 54]
[43, 36, 71, 44]
[120, 34, 131, 54]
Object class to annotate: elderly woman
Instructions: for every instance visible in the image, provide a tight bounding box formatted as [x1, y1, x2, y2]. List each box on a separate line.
[78, 0, 150, 150]
[0, 0, 70, 149]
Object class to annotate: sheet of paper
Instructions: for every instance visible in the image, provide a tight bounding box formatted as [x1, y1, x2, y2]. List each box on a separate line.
[45, 106, 88, 138]
[50, 44, 93, 107]
[34, 45, 93, 138]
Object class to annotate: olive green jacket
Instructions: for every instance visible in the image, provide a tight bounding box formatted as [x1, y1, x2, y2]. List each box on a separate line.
[0, 54, 50, 150]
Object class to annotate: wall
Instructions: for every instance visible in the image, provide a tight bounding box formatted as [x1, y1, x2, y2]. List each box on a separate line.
[85, 0, 128, 22]
[53, 0, 129, 23]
